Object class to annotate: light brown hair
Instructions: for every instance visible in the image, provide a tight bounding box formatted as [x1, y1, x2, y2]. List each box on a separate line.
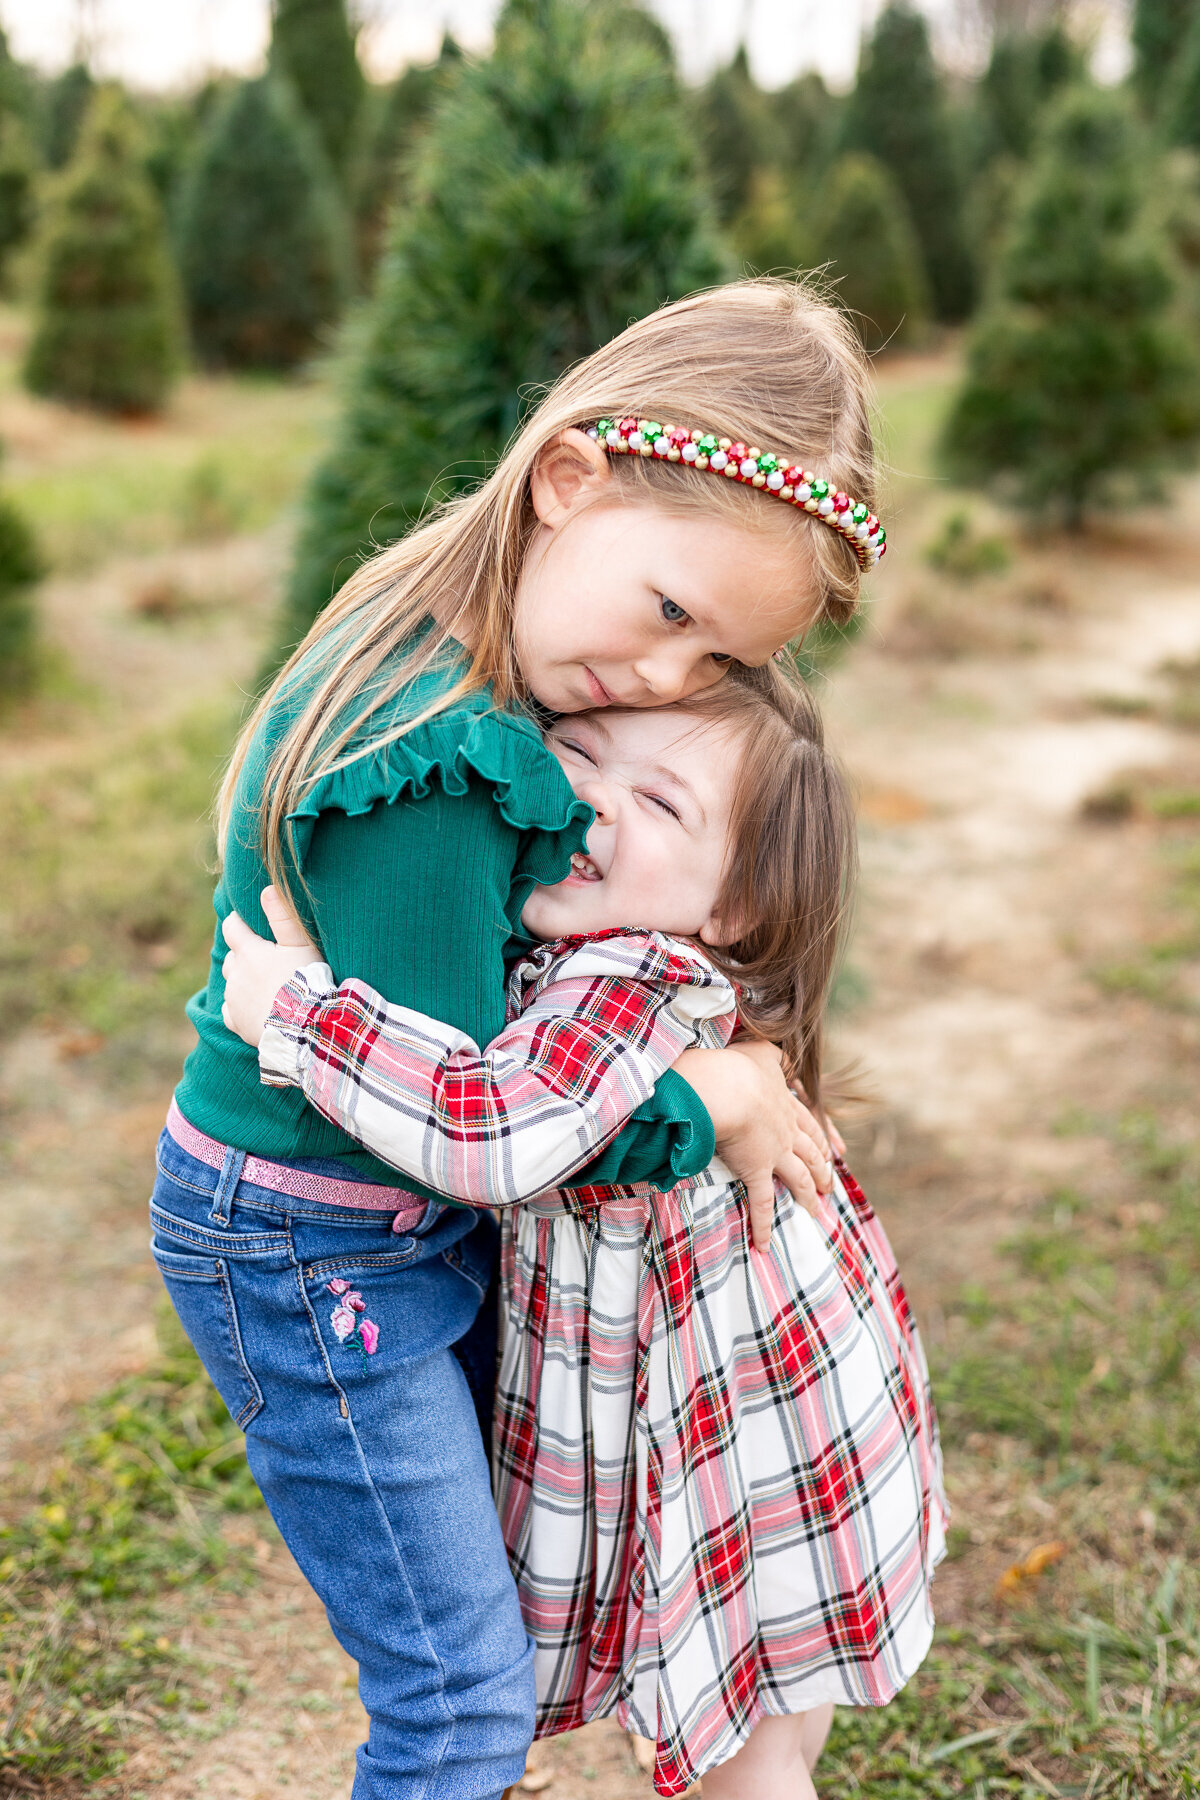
[670, 661, 856, 1116]
[217, 277, 876, 896]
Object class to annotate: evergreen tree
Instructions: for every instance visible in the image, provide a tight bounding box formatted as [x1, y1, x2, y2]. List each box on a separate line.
[1163, 10, 1200, 152]
[351, 38, 462, 282]
[0, 475, 44, 699]
[280, 0, 727, 646]
[977, 25, 1079, 164]
[0, 115, 35, 286]
[269, 0, 364, 185]
[769, 71, 839, 183]
[731, 168, 813, 276]
[695, 46, 776, 224]
[25, 88, 184, 413]
[1132, 0, 1195, 110]
[41, 62, 93, 168]
[817, 153, 930, 353]
[942, 86, 1200, 525]
[175, 76, 350, 371]
[841, 4, 975, 321]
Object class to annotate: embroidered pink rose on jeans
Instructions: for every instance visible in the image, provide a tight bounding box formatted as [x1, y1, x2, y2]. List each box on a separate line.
[327, 1278, 380, 1367]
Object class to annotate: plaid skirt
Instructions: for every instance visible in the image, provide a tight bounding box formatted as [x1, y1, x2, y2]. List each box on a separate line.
[493, 1162, 947, 1797]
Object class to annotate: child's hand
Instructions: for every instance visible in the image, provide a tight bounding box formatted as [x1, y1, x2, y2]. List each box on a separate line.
[672, 1042, 832, 1252]
[220, 886, 321, 1047]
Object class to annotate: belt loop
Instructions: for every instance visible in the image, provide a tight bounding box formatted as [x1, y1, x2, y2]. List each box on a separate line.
[210, 1146, 247, 1226]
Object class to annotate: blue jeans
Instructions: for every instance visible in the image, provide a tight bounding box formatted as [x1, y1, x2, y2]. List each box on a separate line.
[149, 1127, 535, 1799]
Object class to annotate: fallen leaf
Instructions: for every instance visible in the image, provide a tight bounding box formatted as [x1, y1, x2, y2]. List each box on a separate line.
[58, 1031, 105, 1059]
[994, 1539, 1068, 1602]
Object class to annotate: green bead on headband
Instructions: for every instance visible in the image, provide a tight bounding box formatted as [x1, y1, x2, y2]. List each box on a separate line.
[586, 418, 886, 570]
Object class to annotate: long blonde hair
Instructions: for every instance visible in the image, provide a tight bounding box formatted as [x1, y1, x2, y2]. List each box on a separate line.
[218, 277, 876, 894]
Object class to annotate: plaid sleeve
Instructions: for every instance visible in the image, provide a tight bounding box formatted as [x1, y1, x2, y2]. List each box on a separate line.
[257, 933, 736, 1207]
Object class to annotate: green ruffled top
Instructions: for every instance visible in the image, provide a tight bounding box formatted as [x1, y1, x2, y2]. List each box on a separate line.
[176, 643, 714, 1198]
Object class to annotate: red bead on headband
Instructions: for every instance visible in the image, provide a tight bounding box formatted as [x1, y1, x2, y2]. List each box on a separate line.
[586, 418, 886, 570]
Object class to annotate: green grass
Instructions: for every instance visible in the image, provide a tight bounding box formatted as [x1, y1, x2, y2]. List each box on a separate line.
[0, 700, 237, 1067]
[0, 1306, 262, 1785]
[5, 373, 332, 575]
[827, 1111, 1200, 1796]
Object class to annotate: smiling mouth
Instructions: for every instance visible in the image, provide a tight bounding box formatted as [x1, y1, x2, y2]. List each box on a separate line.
[567, 852, 603, 883]
[583, 667, 615, 705]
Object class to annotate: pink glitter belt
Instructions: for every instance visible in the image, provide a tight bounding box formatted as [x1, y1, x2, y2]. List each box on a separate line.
[166, 1099, 429, 1232]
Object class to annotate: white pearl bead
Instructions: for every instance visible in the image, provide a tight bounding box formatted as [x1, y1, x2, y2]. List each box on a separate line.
[710, 450, 728, 471]
[681, 442, 698, 462]
[795, 483, 811, 502]
[653, 436, 669, 455]
[586, 427, 599, 440]
[605, 429, 621, 448]
[818, 497, 834, 515]
[739, 458, 758, 478]
[627, 430, 643, 450]
[766, 470, 784, 490]
[838, 509, 854, 528]
[855, 521, 869, 539]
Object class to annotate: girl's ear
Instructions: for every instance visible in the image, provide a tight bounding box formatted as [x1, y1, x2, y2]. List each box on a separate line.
[698, 904, 746, 949]
[530, 428, 612, 528]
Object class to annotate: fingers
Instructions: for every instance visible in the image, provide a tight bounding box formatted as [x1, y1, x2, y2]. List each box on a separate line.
[260, 885, 313, 950]
[743, 1171, 776, 1254]
[776, 1153, 823, 1219]
[789, 1094, 830, 1164]
[221, 910, 252, 951]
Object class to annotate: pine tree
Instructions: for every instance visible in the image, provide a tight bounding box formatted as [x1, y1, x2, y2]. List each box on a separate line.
[0, 479, 44, 699]
[817, 153, 930, 353]
[42, 62, 93, 169]
[1163, 10, 1200, 152]
[0, 115, 35, 286]
[269, 0, 364, 185]
[942, 86, 1200, 525]
[279, 0, 727, 647]
[841, 4, 975, 321]
[731, 168, 813, 277]
[769, 71, 839, 184]
[25, 87, 184, 413]
[175, 76, 350, 371]
[695, 46, 776, 225]
[351, 38, 462, 283]
[1132, 0, 1195, 110]
[977, 26, 1079, 164]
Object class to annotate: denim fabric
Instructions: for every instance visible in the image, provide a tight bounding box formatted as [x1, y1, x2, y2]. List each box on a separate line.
[149, 1128, 534, 1800]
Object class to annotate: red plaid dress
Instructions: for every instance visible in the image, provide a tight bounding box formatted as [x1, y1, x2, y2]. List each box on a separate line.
[259, 930, 946, 1795]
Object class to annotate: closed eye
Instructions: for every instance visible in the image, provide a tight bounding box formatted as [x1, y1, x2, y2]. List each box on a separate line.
[641, 791, 681, 821]
[556, 737, 597, 766]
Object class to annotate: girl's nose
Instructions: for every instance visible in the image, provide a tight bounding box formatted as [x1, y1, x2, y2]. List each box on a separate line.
[633, 647, 721, 703]
[578, 778, 618, 824]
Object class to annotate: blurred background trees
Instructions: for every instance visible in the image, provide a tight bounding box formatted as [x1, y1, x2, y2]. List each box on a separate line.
[24, 86, 183, 412]
[175, 75, 349, 370]
[0, 0, 1191, 659]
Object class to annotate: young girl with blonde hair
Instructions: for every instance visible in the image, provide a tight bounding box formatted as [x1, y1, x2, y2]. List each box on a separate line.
[151, 279, 886, 1800]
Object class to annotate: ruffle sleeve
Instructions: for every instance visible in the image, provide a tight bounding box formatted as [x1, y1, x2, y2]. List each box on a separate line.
[283, 692, 593, 892]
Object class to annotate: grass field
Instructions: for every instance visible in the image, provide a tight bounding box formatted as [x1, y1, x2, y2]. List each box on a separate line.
[0, 319, 1198, 1797]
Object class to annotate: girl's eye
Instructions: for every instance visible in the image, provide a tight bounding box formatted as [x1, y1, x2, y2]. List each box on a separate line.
[557, 738, 596, 766]
[642, 792, 681, 821]
[659, 595, 689, 625]
[710, 652, 731, 666]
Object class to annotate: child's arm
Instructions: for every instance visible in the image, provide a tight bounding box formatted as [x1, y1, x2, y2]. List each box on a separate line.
[256, 933, 736, 1206]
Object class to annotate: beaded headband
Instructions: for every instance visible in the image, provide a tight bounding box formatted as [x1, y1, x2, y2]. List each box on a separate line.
[586, 418, 886, 570]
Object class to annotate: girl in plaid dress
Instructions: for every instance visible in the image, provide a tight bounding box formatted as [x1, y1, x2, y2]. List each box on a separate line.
[223, 668, 947, 1799]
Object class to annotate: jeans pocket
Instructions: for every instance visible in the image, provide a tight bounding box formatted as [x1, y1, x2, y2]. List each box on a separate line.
[151, 1240, 264, 1429]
